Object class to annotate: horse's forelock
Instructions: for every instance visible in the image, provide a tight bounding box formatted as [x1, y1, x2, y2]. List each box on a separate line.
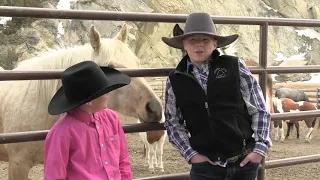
[95, 38, 139, 69]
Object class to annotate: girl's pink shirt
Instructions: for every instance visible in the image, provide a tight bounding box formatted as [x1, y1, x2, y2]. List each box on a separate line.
[44, 108, 132, 180]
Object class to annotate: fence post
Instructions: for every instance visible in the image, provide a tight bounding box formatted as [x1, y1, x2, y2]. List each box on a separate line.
[257, 21, 268, 180]
[162, 79, 164, 100]
[317, 88, 320, 109]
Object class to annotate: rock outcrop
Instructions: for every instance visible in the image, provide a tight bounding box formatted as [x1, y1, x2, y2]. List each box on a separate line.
[1, 0, 320, 79]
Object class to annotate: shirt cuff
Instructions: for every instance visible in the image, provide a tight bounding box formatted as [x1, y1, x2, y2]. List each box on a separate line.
[253, 141, 269, 157]
[184, 147, 199, 164]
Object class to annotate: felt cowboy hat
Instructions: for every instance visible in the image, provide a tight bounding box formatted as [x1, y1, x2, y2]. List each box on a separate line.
[162, 12, 239, 49]
[48, 61, 131, 115]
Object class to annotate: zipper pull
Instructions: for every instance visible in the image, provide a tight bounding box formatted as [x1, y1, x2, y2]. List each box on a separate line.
[205, 102, 211, 117]
[242, 139, 247, 154]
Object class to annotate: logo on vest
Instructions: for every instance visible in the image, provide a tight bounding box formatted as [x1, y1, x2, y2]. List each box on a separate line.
[214, 68, 227, 79]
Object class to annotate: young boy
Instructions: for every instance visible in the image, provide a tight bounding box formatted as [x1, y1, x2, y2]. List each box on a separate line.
[44, 60, 132, 180]
[162, 12, 271, 180]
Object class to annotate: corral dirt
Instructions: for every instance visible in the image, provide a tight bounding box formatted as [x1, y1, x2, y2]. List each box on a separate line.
[0, 82, 320, 180]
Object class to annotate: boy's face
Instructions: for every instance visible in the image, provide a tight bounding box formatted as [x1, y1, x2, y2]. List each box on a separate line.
[183, 34, 217, 65]
[90, 93, 109, 112]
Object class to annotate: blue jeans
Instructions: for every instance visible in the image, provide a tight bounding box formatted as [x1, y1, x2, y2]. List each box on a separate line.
[190, 159, 259, 180]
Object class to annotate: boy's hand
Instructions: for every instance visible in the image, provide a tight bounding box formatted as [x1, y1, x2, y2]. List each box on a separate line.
[240, 152, 263, 167]
[190, 154, 217, 165]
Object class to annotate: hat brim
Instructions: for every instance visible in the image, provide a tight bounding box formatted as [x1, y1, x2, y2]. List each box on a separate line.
[48, 67, 130, 115]
[162, 32, 239, 49]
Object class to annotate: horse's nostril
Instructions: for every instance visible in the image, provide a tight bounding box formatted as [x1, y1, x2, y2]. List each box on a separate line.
[146, 102, 153, 114]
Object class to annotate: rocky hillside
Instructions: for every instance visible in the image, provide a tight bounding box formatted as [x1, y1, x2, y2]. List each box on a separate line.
[1, 0, 320, 82]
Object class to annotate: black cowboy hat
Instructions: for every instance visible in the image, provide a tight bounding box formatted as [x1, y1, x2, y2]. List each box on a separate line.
[162, 12, 239, 49]
[48, 61, 131, 115]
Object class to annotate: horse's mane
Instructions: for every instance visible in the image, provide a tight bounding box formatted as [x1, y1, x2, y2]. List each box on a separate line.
[11, 38, 139, 111]
[15, 44, 93, 71]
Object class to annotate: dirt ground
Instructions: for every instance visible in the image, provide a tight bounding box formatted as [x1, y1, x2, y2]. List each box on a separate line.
[0, 82, 320, 180]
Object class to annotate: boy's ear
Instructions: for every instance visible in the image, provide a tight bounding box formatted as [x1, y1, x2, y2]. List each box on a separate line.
[84, 101, 92, 106]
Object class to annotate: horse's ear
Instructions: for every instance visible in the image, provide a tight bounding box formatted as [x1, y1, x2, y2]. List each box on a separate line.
[115, 23, 128, 44]
[89, 25, 101, 51]
[173, 24, 184, 37]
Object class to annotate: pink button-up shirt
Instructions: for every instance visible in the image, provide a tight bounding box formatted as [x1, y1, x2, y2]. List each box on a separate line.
[44, 108, 132, 180]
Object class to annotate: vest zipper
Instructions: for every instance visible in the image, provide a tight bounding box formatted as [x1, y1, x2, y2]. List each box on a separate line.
[205, 101, 211, 117]
[242, 139, 248, 154]
[175, 71, 212, 118]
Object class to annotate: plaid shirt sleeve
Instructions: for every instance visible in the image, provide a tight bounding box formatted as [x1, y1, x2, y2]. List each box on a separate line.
[164, 78, 198, 163]
[238, 59, 273, 157]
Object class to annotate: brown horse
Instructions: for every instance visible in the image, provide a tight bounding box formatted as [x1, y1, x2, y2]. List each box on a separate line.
[272, 97, 285, 142]
[273, 97, 318, 142]
[138, 112, 166, 173]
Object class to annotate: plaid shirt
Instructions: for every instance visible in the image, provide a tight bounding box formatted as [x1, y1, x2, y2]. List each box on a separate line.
[164, 58, 272, 164]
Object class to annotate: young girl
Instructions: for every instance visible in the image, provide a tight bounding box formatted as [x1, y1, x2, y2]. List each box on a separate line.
[44, 61, 132, 180]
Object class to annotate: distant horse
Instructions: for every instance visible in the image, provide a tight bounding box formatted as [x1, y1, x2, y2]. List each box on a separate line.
[275, 87, 309, 102]
[274, 97, 318, 142]
[172, 23, 274, 115]
[272, 97, 285, 142]
[138, 112, 167, 173]
[0, 24, 163, 180]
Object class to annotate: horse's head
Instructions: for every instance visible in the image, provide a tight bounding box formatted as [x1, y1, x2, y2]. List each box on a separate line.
[88, 24, 163, 123]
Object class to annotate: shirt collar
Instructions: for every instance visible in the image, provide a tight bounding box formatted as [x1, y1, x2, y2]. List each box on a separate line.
[67, 107, 96, 123]
[187, 58, 210, 73]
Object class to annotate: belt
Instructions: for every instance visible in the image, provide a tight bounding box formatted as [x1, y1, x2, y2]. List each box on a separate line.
[225, 148, 252, 163]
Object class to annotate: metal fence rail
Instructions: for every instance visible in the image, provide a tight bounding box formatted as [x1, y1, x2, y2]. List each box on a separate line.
[1, 6, 320, 26]
[0, 65, 320, 80]
[135, 153, 320, 180]
[0, 110, 319, 144]
[1, 5, 320, 180]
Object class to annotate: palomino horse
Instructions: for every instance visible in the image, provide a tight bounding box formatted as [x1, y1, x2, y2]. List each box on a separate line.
[0, 24, 163, 180]
[172, 24, 274, 115]
[138, 112, 167, 173]
[272, 97, 318, 143]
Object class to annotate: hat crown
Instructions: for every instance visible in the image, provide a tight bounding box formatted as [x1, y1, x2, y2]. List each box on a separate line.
[183, 12, 217, 35]
[161, 12, 239, 49]
[62, 61, 110, 103]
